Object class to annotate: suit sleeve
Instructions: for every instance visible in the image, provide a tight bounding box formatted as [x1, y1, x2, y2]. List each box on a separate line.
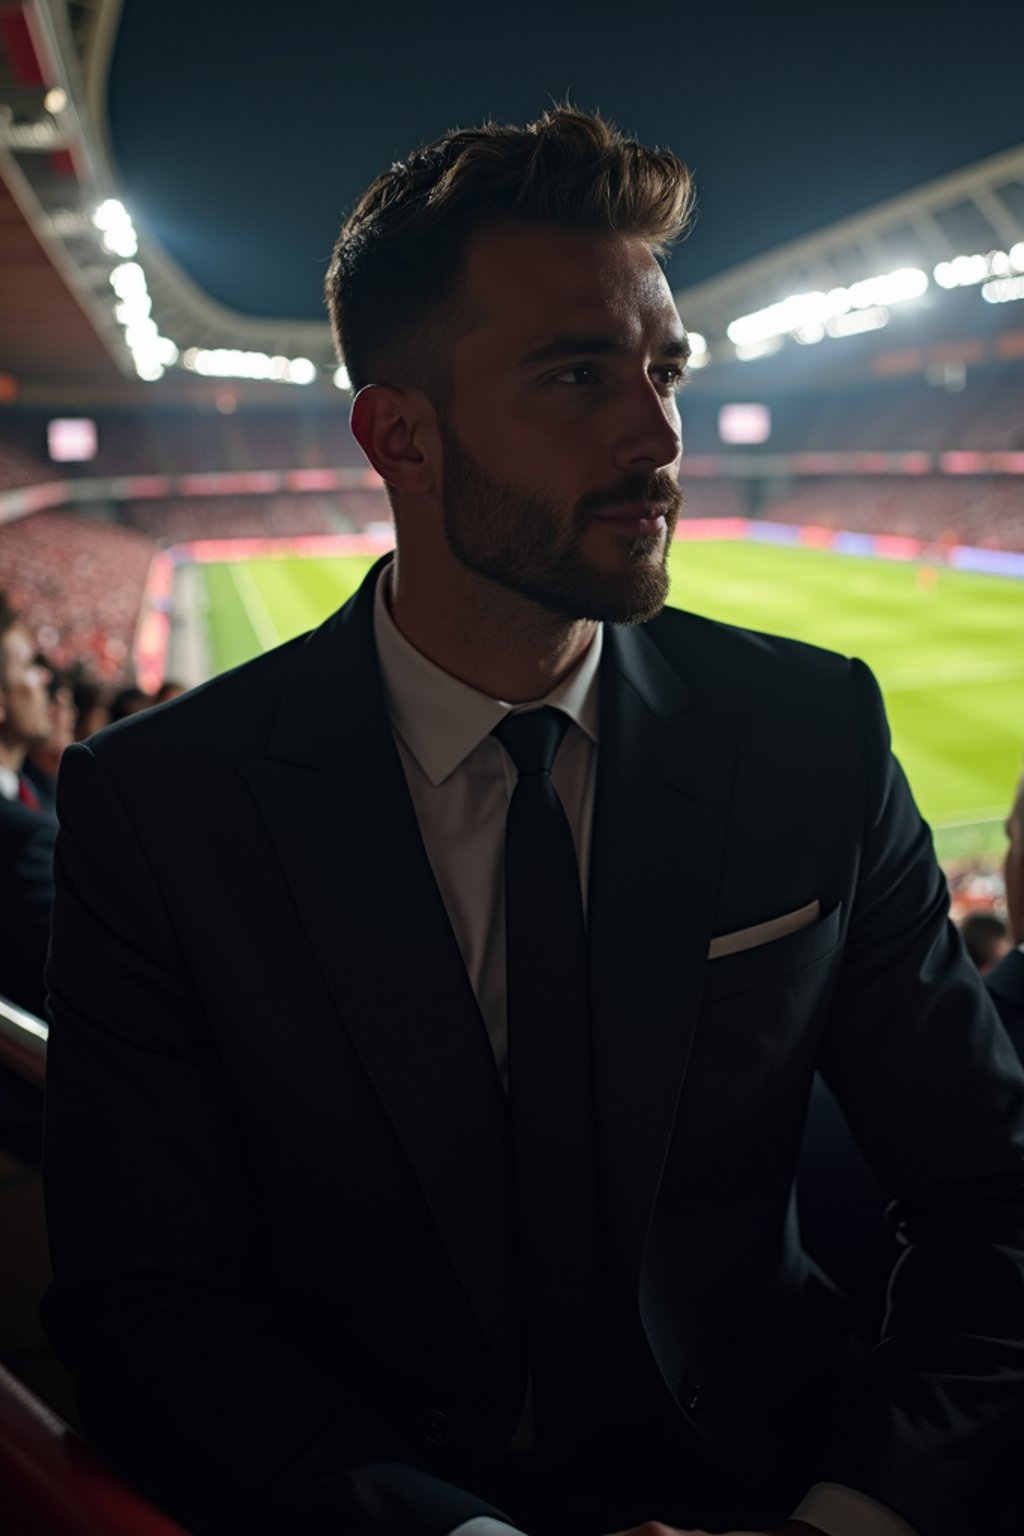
[814, 660, 1024, 1536]
[43, 742, 514, 1536]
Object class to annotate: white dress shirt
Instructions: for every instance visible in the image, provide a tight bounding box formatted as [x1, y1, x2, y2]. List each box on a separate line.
[0, 764, 22, 801]
[371, 565, 916, 1536]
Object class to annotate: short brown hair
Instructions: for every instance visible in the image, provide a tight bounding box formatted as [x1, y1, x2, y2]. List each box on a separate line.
[325, 105, 693, 400]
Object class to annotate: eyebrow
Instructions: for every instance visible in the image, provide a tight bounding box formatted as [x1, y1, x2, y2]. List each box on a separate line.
[517, 333, 692, 367]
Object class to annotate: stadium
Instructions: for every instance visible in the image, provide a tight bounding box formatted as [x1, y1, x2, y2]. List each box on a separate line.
[1, 1, 1023, 1531]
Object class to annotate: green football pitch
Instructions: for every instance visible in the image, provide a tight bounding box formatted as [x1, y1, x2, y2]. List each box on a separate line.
[197, 542, 1024, 859]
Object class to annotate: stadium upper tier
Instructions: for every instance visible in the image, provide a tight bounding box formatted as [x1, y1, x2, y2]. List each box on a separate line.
[0, 363, 1023, 494]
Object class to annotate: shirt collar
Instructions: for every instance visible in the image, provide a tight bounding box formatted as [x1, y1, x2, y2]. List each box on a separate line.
[373, 560, 602, 787]
[0, 765, 20, 801]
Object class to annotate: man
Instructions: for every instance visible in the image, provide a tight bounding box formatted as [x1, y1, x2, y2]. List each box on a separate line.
[43, 110, 1024, 1536]
[0, 604, 57, 1017]
[0, 601, 56, 1157]
[25, 664, 77, 807]
[985, 772, 1024, 1056]
[960, 912, 1011, 976]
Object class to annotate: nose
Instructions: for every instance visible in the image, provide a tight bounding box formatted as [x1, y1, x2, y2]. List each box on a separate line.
[609, 377, 682, 475]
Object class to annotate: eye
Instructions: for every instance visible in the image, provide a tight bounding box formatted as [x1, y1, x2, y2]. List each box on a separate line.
[550, 364, 602, 387]
[651, 363, 690, 394]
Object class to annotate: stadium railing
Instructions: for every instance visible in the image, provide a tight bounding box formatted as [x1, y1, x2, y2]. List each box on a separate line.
[0, 996, 193, 1535]
[0, 1361, 191, 1536]
[0, 995, 47, 1087]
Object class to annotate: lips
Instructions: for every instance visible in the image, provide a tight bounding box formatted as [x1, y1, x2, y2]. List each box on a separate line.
[593, 502, 670, 531]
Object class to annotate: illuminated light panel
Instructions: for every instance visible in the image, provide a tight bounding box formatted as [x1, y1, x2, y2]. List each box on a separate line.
[826, 305, 889, 338]
[733, 336, 784, 362]
[727, 267, 926, 348]
[934, 249, 1024, 289]
[982, 276, 1024, 304]
[718, 403, 771, 444]
[182, 349, 318, 384]
[686, 331, 710, 368]
[106, 257, 177, 382]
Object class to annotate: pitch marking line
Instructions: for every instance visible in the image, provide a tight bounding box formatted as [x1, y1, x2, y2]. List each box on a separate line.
[228, 562, 281, 651]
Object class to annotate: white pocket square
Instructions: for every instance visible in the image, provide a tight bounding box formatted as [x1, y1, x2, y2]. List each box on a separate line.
[708, 899, 821, 960]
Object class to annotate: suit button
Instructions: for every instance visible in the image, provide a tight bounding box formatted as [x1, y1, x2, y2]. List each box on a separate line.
[419, 1408, 455, 1446]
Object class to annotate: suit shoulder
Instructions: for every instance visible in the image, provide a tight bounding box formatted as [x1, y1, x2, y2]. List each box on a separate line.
[87, 627, 312, 773]
[643, 603, 859, 693]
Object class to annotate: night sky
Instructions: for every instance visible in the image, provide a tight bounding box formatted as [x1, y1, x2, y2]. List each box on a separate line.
[108, 0, 1024, 321]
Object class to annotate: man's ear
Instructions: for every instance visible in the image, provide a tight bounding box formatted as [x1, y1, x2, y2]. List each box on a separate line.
[349, 384, 438, 497]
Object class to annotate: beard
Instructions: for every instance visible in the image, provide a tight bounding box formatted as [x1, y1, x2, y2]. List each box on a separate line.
[437, 418, 681, 626]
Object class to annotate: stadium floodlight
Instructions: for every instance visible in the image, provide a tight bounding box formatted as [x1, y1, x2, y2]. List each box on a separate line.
[114, 293, 152, 326]
[981, 276, 1024, 304]
[182, 348, 318, 384]
[727, 265, 928, 351]
[847, 268, 926, 308]
[934, 250, 1019, 289]
[43, 87, 67, 115]
[826, 306, 889, 338]
[734, 336, 784, 362]
[109, 261, 146, 298]
[102, 226, 138, 258]
[685, 332, 709, 368]
[94, 198, 128, 229]
[333, 364, 352, 390]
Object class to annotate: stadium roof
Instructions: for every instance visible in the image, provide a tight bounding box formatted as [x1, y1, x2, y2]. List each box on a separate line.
[2, 0, 1024, 401]
[674, 144, 1024, 362]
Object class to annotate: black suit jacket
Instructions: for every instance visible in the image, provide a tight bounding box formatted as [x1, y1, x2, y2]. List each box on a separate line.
[43, 562, 1024, 1536]
[0, 787, 56, 1016]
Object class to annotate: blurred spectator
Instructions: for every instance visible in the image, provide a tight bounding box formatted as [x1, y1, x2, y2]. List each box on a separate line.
[25, 666, 76, 805]
[961, 911, 1012, 975]
[154, 679, 187, 705]
[71, 670, 110, 740]
[0, 597, 54, 1156]
[109, 685, 151, 723]
[0, 511, 153, 679]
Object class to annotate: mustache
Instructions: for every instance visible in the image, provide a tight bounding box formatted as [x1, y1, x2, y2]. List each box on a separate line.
[575, 472, 683, 519]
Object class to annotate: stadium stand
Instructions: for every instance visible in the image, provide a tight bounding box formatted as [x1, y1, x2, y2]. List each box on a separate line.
[757, 476, 1024, 550]
[0, 513, 154, 677]
[124, 493, 342, 541]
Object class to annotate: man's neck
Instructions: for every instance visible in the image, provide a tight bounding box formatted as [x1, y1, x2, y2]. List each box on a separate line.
[387, 556, 597, 703]
[0, 739, 27, 776]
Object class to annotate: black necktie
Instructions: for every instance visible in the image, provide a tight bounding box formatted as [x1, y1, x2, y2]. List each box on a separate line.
[493, 707, 608, 1449]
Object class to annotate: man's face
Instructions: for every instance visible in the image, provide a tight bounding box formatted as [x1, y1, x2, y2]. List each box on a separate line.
[437, 225, 687, 625]
[0, 626, 52, 750]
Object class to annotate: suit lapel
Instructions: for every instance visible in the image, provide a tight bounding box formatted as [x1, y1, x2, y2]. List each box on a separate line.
[240, 564, 521, 1390]
[590, 621, 740, 1286]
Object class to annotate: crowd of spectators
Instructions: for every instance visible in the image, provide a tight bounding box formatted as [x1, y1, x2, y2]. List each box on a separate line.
[0, 512, 154, 678]
[757, 475, 1024, 552]
[124, 494, 343, 542]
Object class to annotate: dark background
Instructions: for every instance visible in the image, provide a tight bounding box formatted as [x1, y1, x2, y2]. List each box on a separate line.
[108, 0, 1024, 319]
